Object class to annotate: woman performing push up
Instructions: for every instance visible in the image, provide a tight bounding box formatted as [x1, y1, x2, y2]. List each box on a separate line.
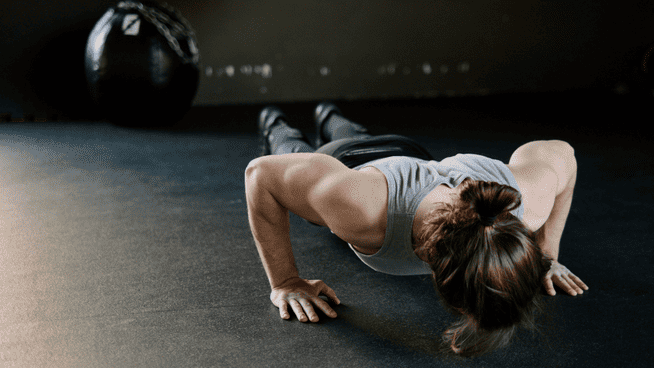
[244, 102, 588, 357]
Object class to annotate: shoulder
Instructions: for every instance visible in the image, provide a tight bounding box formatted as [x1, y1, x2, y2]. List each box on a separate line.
[246, 153, 360, 227]
[506, 140, 577, 230]
[508, 161, 557, 231]
[316, 166, 388, 231]
[507, 140, 576, 194]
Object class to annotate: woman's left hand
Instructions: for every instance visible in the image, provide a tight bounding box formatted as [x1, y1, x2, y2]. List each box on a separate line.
[544, 261, 589, 296]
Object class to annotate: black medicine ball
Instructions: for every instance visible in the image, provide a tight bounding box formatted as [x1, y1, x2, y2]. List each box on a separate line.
[84, 1, 200, 127]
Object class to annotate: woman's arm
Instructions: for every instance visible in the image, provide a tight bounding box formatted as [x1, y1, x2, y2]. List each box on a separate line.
[245, 162, 298, 289]
[509, 140, 588, 296]
[534, 150, 588, 296]
[244, 153, 348, 321]
[509, 140, 577, 259]
[535, 163, 576, 262]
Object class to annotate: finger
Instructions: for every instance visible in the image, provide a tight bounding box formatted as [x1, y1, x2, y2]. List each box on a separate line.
[320, 285, 341, 305]
[311, 296, 338, 318]
[300, 298, 322, 322]
[278, 299, 290, 320]
[569, 274, 589, 291]
[289, 299, 308, 322]
[544, 277, 556, 296]
[563, 274, 584, 294]
[554, 275, 577, 296]
[568, 274, 584, 294]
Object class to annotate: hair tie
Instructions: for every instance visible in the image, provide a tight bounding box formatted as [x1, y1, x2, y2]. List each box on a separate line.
[480, 215, 497, 226]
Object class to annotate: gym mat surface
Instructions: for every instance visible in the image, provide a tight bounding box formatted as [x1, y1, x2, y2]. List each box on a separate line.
[1, 92, 652, 367]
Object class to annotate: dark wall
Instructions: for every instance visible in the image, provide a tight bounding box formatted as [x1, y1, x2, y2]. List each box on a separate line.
[1, 0, 653, 121]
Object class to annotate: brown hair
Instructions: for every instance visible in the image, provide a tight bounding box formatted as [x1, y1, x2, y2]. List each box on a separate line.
[414, 180, 553, 357]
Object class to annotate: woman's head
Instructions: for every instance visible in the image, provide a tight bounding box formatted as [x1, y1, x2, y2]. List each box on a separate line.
[415, 179, 553, 357]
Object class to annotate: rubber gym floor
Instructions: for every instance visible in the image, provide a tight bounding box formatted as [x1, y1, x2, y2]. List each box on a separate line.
[1, 91, 652, 367]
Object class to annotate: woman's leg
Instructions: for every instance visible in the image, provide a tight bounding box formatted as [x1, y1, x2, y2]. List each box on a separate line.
[320, 113, 372, 142]
[315, 112, 434, 168]
[266, 106, 370, 156]
[265, 106, 433, 168]
[267, 122, 315, 155]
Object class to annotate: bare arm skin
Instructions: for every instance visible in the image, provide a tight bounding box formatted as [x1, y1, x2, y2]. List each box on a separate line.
[509, 140, 588, 296]
[245, 153, 372, 321]
[245, 153, 373, 286]
[535, 164, 576, 262]
[509, 140, 577, 259]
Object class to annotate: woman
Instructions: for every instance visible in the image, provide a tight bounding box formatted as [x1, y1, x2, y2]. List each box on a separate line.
[245, 103, 588, 357]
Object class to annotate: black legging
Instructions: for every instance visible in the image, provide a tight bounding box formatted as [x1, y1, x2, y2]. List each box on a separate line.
[267, 113, 434, 168]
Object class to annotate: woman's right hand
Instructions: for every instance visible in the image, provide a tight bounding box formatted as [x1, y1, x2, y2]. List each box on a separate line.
[270, 277, 341, 322]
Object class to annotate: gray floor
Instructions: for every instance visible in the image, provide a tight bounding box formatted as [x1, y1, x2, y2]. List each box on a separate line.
[1, 93, 652, 367]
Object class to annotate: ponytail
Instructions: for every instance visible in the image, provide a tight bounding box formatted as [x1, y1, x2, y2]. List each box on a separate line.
[462, 180, 521, 229]
[442, 315, 516, 357]
[415, 180, 553, 357]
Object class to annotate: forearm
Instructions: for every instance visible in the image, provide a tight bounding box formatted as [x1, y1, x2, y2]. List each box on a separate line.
[245, 165, 299, 289]
[537, 169, 577, 262]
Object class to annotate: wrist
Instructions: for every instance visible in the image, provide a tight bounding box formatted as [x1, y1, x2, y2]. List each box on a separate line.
[272, 276, 302, 290]
[536, 228, 559, 262]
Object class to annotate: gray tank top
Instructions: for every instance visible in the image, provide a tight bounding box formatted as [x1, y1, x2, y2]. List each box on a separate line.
[341, 154, 524, 276]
